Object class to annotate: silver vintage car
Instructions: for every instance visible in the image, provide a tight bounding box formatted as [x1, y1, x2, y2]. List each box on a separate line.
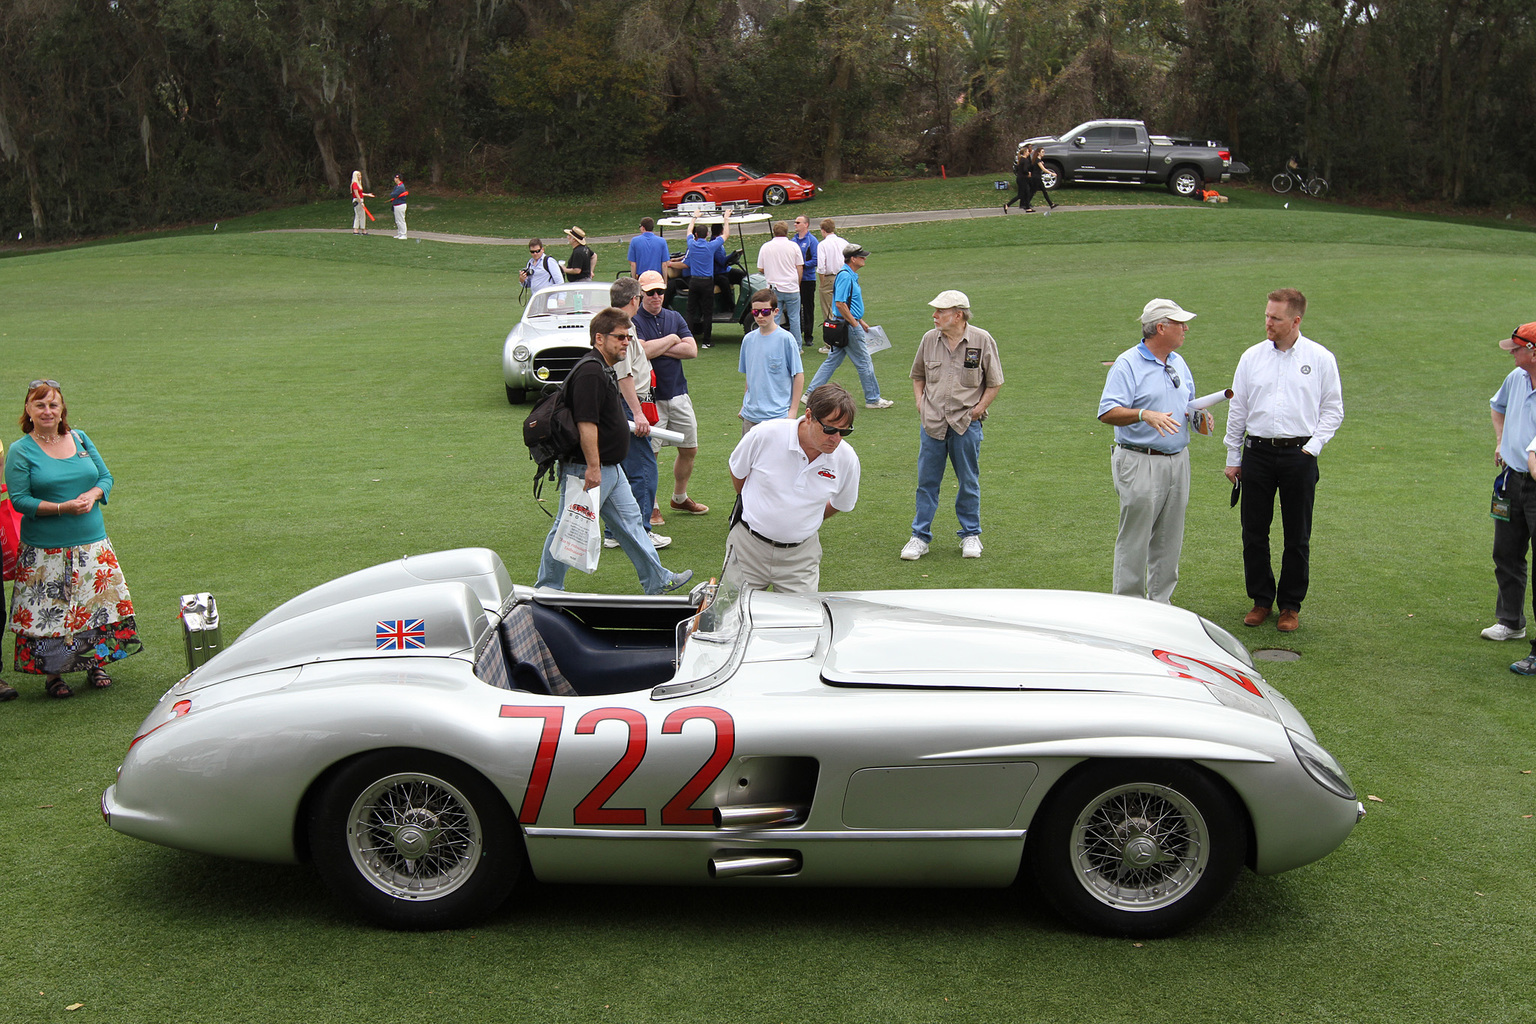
[103, 548, 1362, 937]
[501, 283, 615, 403]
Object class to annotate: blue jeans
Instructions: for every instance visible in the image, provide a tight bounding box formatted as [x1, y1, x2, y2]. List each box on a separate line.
[774, 287, 802, 347]
[607, 409, 658, 539]
[911, 423, 983, 543]
[807, 321, 881, 403]
[537, 463, 672, 594]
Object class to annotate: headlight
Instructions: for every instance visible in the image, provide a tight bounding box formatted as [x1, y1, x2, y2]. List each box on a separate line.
[1288, 729, 1356, 800]
[513, 345, 531, 362]
[1200, 616, 1254, 668]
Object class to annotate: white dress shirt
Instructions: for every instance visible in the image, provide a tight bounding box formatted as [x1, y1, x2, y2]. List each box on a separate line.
[816, 233, 846, 277]
[1223, 333, 1344, 465]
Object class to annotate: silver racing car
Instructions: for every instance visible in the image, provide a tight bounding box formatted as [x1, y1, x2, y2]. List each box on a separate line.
[103, 549, 1362, 937]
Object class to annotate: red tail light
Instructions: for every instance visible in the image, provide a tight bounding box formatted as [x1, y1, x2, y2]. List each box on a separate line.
[128, 700, 192, 750]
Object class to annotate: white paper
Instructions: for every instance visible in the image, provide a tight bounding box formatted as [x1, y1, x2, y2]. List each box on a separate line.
[863, 325, 891, 354]
[1188, 388, 1233, 412]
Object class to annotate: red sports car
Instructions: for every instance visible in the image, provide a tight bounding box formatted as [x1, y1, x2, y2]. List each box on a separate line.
[661, 164, 818, 209]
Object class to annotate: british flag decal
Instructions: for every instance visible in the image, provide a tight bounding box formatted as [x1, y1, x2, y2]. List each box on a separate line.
[376, 619, 426, 651]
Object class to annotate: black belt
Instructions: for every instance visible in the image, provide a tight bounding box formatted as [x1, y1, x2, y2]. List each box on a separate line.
[1246, 436, 1311, 449]
[739, 519, 804, 549]
[1118, 443, 1178, 457]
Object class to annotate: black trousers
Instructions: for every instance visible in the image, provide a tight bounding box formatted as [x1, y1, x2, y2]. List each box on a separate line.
[687, 276, 714, 348]
[799, 279, 816, 342]
[1239, 443, 1319, 611]
[1492, 470, 1536, 649]
[1004, 177, 1028, 209]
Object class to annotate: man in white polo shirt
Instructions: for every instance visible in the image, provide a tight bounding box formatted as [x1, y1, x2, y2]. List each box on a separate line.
[724, 383, 861, 593]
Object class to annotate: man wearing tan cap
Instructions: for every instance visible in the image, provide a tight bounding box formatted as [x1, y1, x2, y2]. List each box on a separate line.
[1485, 322, 1536, 671]
[1098, 298, 1207, 602]
[901, 290, 1003, 561]
[562, 226, 595, 281]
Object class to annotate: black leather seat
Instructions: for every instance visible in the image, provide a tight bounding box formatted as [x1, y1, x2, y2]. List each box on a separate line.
[529, 604, 676, 695]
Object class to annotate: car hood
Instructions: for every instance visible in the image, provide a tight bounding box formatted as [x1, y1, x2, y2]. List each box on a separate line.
[816, 589, 1269, 711]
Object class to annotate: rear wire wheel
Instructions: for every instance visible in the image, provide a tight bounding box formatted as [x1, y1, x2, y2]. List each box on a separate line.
[1026, 760, 1246, 937]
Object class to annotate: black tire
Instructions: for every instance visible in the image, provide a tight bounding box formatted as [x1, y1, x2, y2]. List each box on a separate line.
[506, 385, 525, 404]
[682, 191, 705, 204]
[1026, 760, 1246, 938]
[1168, 166, 1204, 198]
[309, 749, 523, 930]
[1040, 162, 1064, 190]
[763, 185, 788, 206]
[1305, 177, 1328, 198]
[1271, 173, 1293, 194]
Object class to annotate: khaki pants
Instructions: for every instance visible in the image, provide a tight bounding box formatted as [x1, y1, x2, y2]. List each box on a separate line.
[817, 275, 838, 327]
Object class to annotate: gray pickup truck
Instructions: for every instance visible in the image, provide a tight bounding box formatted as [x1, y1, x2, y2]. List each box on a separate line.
[1022, 120, 1248, 198]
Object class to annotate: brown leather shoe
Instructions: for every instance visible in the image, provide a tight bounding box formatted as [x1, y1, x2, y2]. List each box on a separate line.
[1243, 605, 1271, 627]
[1276, 609, 1300, 632]
[649, 508, 665, 527]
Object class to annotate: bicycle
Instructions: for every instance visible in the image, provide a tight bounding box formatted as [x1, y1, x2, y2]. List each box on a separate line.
[1271, 167, 1328, 198]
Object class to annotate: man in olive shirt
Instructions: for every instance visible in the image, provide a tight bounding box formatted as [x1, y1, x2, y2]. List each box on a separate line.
[901, 290, 1004, 561]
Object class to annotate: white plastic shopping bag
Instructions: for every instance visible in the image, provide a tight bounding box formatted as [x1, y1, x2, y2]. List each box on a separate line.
[549, 476, 602, 573]
[863, 325, 891, 354]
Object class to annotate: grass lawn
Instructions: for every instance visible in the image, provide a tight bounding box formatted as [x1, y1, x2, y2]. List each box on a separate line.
[1, 189, 1534, 1023]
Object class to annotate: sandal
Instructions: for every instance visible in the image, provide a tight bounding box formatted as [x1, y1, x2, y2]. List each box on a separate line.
[86, 665, 113, 689]
[45, 677, 73, 699]
[0, 680, 17, 702]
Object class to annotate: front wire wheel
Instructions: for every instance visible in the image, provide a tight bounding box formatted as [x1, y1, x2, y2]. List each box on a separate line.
[1305, 177, 1329, 198]
[1027, 761, 1245, 937]
[310, 750, 522, 929]
[1271, 173, 1293, 194]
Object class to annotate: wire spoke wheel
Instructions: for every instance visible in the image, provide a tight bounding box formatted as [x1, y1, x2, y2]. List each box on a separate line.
[346, 772, 483, 901]
[1070, 782, 1208, 911]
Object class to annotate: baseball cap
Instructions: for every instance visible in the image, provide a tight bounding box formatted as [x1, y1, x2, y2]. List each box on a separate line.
[637, 270, 666, 290]
[1498, 323, 1536, 351]
[843, 244, 870, 259]
[928, 290, 971, 310]
[1140, 298, 1197, 326]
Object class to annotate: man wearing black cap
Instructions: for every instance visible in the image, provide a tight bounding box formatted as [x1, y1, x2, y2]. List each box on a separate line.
[1485, 322, 1536, 672]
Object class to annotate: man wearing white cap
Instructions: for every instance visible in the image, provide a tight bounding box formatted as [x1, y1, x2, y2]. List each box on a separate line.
[1485, 322, 1536, 670]
[1097, 298, 1209, 603]
[1224, 288, 1344, 632]
[900, 290, 1004, 561]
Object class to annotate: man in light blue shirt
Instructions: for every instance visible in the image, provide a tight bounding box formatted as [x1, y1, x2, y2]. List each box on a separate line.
[627, 218, 669, 278]
[805, 245, 892, 409]
[1486, 322, 1536, 666]
[739, 289, 805, 433]
[1097, 298, 1211, 603]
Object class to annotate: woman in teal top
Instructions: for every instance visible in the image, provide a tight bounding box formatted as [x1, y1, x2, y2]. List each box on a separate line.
[5, 381, 143, 698]
[0, 435, 11, 702]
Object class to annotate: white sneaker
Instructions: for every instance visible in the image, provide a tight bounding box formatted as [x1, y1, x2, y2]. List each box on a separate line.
[961, 535, 984, 558]
[865, 398, 894, 409]
[1482, 622, 1526, 641]
[900, 537, 929, 561]
[603, 537, 620, 549]
[650, 533, 672, 549]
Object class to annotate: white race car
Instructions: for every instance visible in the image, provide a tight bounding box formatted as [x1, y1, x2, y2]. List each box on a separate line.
[501, 283, 614, 403]
[103, 548, 1362, 937]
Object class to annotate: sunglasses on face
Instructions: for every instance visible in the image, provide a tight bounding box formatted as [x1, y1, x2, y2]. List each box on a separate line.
[529, 248, 542, 255]
[752, 307, 776, 317]
[816, 420, 854, 437]
[644, 289, 666, 297]
[606, 332, 633, 342]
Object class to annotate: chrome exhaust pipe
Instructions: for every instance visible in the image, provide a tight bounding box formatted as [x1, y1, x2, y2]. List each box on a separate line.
[713, 804, 804, 828]
[708, 851, 802, 879]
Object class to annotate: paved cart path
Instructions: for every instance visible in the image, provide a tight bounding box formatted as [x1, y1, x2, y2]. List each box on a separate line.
[274, 203, 1204, 247]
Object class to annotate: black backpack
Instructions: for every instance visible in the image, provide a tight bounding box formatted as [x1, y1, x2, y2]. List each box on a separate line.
[522, 355, 593, 505]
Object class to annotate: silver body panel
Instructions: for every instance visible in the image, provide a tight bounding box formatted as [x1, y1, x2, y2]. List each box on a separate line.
[104, 549, 1359, 892]
[501, 283, 616, 396]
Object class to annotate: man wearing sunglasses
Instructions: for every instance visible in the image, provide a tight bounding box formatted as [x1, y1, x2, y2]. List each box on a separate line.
[520, 239, 562, 291]
[1097, 298, 1210, 604]
[535, 307, 693, 596]
[724, 383, 860, 594]
[739, 289, 805, 434]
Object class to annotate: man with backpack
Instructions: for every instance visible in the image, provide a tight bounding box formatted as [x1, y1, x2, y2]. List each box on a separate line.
[533, 307, 694, 596]
[520, 239, 562, 292]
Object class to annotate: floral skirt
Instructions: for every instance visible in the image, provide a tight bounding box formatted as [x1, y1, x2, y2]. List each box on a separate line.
[8, 539, 144, 676]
